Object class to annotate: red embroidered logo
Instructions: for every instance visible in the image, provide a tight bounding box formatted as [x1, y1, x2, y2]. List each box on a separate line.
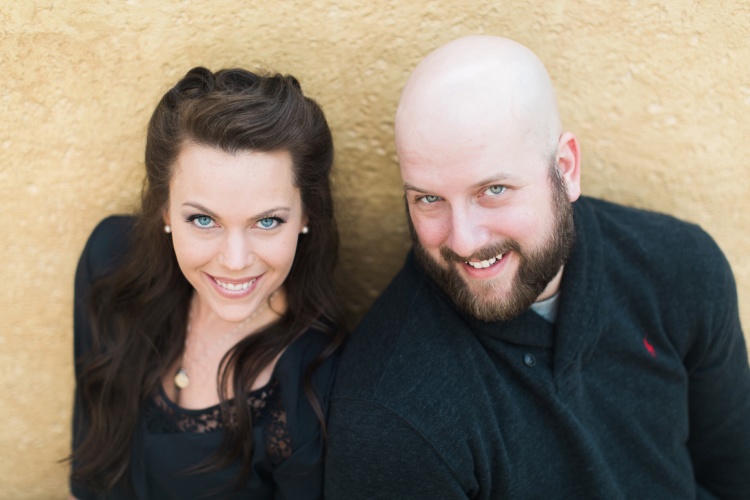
[643, 336, 657, 358]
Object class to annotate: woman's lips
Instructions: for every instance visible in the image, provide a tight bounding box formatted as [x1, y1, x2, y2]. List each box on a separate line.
[206, 273, 262, 298]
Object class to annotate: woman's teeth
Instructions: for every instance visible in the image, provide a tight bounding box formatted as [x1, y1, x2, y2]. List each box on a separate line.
[215, 278, 256, 291]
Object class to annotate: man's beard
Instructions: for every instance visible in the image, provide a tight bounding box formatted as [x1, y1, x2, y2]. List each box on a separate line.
[409, 165, 576, 322]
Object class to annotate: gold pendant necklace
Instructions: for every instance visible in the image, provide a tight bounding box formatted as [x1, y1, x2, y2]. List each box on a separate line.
[174, 298, 270, 390]
[174, 367, 190, 389]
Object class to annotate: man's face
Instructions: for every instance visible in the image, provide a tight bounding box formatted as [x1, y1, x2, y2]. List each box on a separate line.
[401, 132, 576, 322]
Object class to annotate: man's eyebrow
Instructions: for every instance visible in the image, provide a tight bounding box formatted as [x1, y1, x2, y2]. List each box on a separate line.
[403, 182, 428, 193]
[471, 173, 518, 188]
[403, 173, 519, 193]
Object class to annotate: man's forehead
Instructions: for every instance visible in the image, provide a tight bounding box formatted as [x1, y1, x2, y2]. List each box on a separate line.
[395, 36, 562, 164]
[397, 75, 515, 139]
[398, 119, 550, 196]
[397, 108, 538, 167]
[394, 71, 539, 171]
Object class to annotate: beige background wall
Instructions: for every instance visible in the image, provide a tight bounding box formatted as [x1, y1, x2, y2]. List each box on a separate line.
[2, 0, 748, 496]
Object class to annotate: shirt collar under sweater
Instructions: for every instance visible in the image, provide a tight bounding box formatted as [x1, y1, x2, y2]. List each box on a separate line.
[410, 197, 606, 385]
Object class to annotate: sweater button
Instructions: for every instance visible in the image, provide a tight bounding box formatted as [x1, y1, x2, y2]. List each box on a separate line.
[523, 353, 536, 367]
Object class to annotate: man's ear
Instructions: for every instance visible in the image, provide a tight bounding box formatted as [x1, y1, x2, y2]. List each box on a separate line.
[556, 131, 581, 202]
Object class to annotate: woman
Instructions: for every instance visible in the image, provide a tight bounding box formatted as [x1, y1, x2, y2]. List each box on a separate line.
[69, 67, 347, 499]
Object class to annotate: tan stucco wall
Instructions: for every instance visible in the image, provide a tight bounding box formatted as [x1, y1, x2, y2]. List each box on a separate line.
[2, 1, 748, 496]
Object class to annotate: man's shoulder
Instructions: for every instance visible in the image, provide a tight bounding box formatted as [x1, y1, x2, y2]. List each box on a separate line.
[333, 252, 474, 403]
[581, 196, 725, 266]
[578, 196, 735, 328]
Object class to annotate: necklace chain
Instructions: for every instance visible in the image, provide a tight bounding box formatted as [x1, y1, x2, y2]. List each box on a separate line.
[173, 297, 271, 390]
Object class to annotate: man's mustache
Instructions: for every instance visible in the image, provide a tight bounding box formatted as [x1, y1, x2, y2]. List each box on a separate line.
[439, 240, 521, 264]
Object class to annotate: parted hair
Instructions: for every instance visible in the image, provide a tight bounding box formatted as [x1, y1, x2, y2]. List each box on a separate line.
[70, 67, 346, 493]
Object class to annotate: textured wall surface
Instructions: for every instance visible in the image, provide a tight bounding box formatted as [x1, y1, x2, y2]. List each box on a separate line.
[2, 0, 749, 496]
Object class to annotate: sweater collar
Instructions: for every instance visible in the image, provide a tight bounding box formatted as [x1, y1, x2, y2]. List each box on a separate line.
[552, 197, 605, 379]
[408, 197, 605, 365]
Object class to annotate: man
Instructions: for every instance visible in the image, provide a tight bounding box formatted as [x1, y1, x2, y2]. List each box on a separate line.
[325, 36, 750, 498]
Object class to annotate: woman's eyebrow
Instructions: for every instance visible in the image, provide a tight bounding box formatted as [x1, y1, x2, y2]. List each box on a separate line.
[181, 202, 291, 221]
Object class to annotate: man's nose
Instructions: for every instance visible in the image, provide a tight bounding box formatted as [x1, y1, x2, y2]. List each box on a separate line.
[445, 206, 490, 260]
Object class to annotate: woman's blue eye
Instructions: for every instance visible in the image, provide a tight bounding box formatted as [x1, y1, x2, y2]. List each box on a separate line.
[419, 195, 440, 204]
[196, 216, 213, 227]
[485, 185, 506, 196]
[257, 217, 280, 230]
[187, 215, 216, 228]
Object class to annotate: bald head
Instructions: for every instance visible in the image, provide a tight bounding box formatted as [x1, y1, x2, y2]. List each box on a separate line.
[396, 36, 562, 166]
[397, 37, 581, 320]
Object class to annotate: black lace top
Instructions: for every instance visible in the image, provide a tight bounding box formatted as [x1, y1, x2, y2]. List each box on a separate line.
[145, 377, 292, 465]
[71, 216, 339, 500]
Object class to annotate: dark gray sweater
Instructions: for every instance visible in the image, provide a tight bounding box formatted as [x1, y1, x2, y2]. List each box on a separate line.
[325, 196, 750, 499]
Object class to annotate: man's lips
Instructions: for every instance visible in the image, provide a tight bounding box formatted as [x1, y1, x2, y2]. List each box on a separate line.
[459, 251, 511, 279]
[465, 252, 505, 269]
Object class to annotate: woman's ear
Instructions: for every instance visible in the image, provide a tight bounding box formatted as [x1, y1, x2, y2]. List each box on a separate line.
[163, 209, 172, 233]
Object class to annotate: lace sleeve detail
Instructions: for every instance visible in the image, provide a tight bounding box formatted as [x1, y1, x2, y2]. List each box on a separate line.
[263, 390, 292, 465]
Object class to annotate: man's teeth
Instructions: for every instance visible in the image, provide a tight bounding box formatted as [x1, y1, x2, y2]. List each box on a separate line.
[215, 279, 256, 291]
[466, 253, 504, 269]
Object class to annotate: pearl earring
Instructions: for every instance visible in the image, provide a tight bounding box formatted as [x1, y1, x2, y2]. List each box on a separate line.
[164, 225, 171, 234]
[301, 225, 309, 234]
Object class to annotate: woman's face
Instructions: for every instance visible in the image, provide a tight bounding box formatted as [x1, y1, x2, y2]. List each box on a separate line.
[164, 142, 306, 323]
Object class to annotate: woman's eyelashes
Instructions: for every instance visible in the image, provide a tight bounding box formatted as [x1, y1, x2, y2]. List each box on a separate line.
[184, 214, 287, 230]
[186, 214, 217, 228]
[255, 216, 286, 230]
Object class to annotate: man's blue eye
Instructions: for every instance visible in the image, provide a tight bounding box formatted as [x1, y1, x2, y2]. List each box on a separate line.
[419, 195, 440, 204]
[258, 218, 280, 229]
[486, 185, 506, 195]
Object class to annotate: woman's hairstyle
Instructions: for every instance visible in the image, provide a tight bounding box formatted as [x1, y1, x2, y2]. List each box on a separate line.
[71, 67, 346, 493]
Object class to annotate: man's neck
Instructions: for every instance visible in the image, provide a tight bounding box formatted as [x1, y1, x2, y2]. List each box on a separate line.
[536, 265, 564, 303]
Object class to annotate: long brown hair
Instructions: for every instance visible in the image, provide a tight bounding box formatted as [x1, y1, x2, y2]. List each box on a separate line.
[71, 67, 346, 492]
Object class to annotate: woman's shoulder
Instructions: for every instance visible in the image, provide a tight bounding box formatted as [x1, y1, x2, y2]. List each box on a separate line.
[277, 324, 341, 386]
[73, 216, 137, 357]
[258, 322, 342, 493]
[78, 215, 136, 281]
[273, 322, 342, 434]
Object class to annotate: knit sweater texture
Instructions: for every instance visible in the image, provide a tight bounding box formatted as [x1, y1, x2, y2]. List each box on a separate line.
[325, 196, 750, 499]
